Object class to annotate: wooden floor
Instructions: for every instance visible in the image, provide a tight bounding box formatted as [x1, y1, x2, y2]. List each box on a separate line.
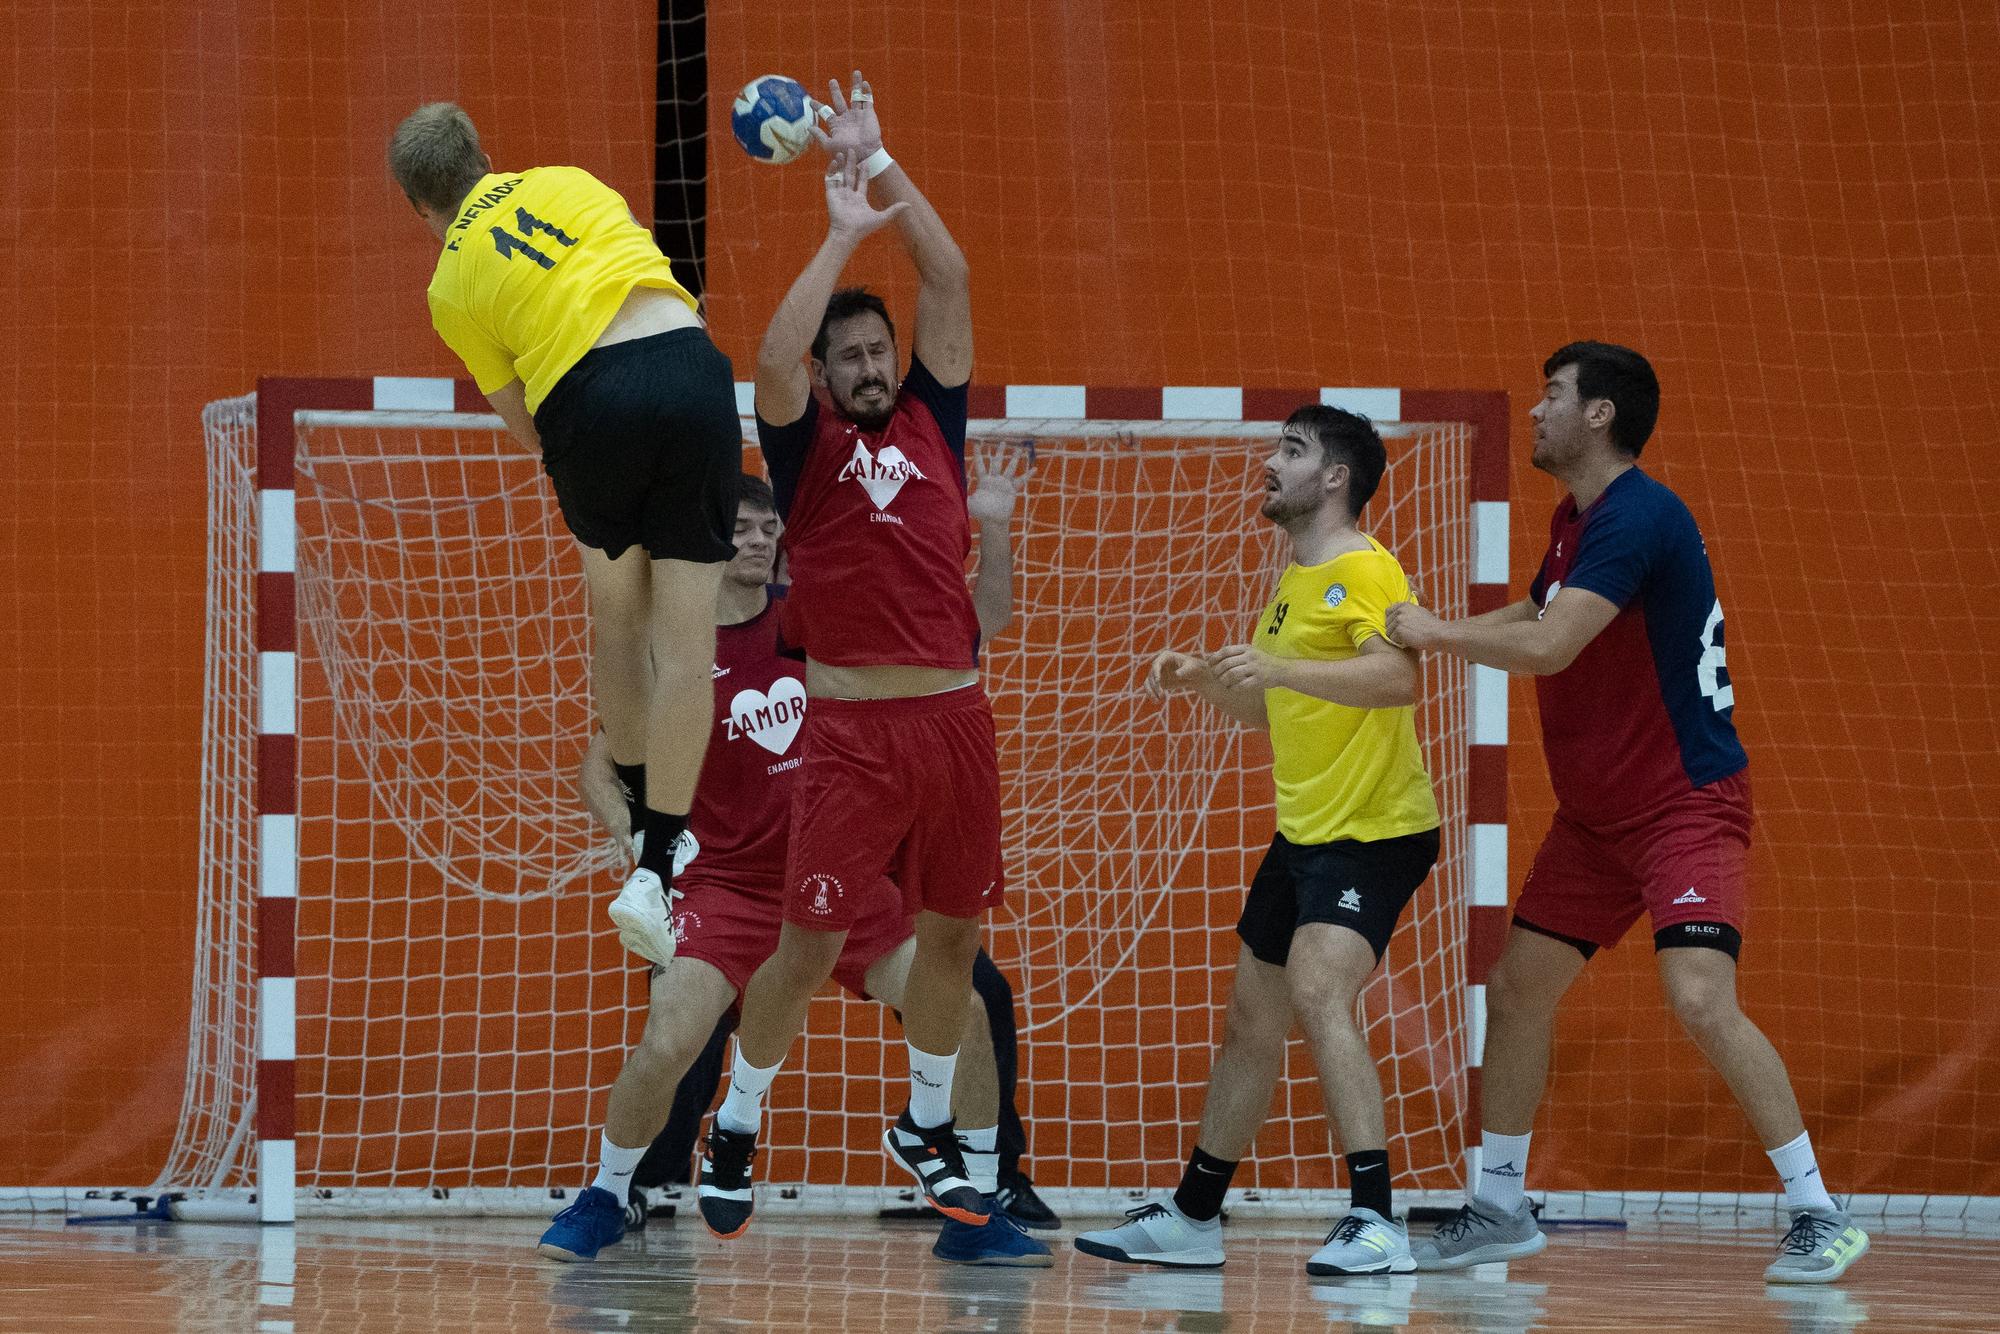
[1, 1212, 1995, 1332]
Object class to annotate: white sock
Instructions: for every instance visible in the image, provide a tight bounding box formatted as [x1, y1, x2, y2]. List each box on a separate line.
[958, 1124, 1000, 1195]
[1475, 1131, 1532, 1212]
[1767, 1131, 1837, 1213]
[590, 1133, 647, 1202]
[716, 1044, 783, 1134]
[907, 1042, 958, 1128]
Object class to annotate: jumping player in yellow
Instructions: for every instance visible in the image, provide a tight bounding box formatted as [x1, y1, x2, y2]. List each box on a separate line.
[1075, 405, 1439, 1276]
[389, 105, 740, 967]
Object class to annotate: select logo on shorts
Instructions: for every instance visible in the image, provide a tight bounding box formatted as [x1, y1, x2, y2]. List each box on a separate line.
[1323, 583, 1348, 608]
[800, 872, 845, 917]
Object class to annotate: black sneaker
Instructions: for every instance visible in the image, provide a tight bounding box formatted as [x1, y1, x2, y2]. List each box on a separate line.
[883, 1110, 988, 1225]
[622, 1185, 651, 1232]
[995, 1170, 1061, 1231]
[697, 1123, 758, 1239]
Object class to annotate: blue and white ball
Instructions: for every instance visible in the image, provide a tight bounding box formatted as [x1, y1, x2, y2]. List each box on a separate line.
[731, 75, 815, 165]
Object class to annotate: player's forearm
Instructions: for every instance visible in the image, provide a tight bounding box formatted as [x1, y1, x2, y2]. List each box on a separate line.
[871, 162, 968, 288]
[1190, 673, 1269, 729]
[1269, 653, 1417, 709]
[759, 230, 865, 374]
[971, 522, 1015, 643]
[1457, 597, 1541, 631]
[1436, 618, 1568, 676]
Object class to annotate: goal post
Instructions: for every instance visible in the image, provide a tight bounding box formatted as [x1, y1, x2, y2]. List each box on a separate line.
[164, 375, 1506, 1222]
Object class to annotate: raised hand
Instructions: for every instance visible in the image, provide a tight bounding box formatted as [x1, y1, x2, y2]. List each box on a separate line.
[810, 69, 883, 160]
[823, 149, 908, 239]
[968, 444, 1033, 524]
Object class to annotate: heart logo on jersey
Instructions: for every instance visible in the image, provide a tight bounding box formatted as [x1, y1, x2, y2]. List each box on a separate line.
[839, 440, 926, 511]
[730, 676, 807, 756]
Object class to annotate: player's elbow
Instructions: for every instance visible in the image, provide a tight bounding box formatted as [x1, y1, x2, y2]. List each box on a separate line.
[1527, 637, 1583, 676]
[920, 241, 969, 289]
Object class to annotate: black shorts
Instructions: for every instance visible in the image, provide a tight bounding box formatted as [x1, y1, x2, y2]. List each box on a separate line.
[531, 326, 741, 563]
[1237, 826, 1441, 966]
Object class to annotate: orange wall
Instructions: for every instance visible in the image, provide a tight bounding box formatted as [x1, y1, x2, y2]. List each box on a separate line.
[5, 0, 1997, 1195]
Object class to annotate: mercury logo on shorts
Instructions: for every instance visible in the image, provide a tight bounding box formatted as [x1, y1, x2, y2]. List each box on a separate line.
[801, 873, 844, 916]
[1673, 887, 1707, 904]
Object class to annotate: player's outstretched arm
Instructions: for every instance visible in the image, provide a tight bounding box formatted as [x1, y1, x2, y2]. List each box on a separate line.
[815, 71, 971, 386]
[1146, 650, 1269, 728]
[1387, 589, 1618, 675]
[1210, 636, 1417, 709]
[754, 149, 909, 427]
[968, 446, 1030, 642]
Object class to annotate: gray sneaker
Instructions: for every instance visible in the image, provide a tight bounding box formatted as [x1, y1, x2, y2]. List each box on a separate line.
[1764, 1208, 1869, 1284]
[1074, 1201, 1225, 1268]
[1410, 1199, 1547, 1270]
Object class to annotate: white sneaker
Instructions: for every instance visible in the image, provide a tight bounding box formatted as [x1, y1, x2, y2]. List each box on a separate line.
[1307, 1207, 1416, 1276]
[608, 868, 677, 964]
[1073, 1201, 1224, 1268]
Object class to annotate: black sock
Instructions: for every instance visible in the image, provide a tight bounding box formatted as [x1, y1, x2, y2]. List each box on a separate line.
[1345, 1149, 1392, 1218]
[612, 762, 646, 840]
[637, 808, 687, 880]
[1171, 1146, 1238, 1223]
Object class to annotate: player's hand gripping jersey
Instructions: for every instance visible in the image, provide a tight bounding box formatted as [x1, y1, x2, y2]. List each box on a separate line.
[1530, 468, 1748, 825]
[755, 359, 982, 669]
[425, 167, 699, 413]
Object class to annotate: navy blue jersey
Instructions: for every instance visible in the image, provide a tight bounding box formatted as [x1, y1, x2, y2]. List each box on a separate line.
[1530, 467, 1747, 824]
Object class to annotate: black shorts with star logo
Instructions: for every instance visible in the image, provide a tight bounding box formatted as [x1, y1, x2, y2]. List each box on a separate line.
[1236, 827, 1441, 966]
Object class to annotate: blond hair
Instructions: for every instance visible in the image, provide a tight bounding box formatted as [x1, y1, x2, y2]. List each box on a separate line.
[388, 103, 490, 213]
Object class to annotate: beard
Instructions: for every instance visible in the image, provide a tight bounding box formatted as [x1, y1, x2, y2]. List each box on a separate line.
[1260, 487, 1317, 524]
[838, 379, 896, 430]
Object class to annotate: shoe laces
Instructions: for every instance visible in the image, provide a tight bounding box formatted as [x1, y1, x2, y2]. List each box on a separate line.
[1324, 1213, 1374, 1245]
[1433, 1203, 1487, 1243]
[1779, 1211, 1838, 1256]
[1123, 1202, 1173, 1224]
[704, 1128, 757, 1178]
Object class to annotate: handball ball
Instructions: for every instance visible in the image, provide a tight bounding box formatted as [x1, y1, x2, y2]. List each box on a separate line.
[731, 75, 815, 165]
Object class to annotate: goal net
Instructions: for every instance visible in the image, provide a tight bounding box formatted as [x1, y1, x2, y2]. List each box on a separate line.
[170, 386, 1480, 1216]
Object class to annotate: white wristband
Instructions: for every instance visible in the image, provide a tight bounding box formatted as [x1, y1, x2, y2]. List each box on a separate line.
[861, 148, 895, 180]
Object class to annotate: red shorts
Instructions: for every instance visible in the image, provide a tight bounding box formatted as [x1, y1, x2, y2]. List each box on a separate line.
[1514, 770, 1753, 952]
[783, 685, 1006, 930]
[670, 875, 913, 1000]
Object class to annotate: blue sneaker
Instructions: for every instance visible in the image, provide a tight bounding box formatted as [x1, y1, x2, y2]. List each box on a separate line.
[933, 1198, 1055, 1267]
[537, 1186, 626, 1262]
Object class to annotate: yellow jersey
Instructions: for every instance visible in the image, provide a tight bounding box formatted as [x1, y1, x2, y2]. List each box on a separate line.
[1252, 535, 1440, 845]
[425, 167, 699, 413]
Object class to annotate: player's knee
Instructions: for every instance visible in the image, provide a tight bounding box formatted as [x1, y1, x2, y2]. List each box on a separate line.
[1220, 991, 1289, 1060]
[1484, 957, 1559, 1025]
[1289, 975, 1363, 1038]
[1666, 977, 1741, 1044]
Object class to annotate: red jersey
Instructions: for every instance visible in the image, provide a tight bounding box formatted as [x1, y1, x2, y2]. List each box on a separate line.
[756, 358, 981, 669]
[679, 595, 806, 899]
[1529, 468, 1747, 826]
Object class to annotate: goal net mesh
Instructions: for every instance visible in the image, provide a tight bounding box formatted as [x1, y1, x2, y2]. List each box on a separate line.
[178, 394, 1472, 1211]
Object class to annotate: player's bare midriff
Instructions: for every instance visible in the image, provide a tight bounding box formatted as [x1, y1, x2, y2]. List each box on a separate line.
[594, 283, 702, 349]
[806, 659, 977, 701]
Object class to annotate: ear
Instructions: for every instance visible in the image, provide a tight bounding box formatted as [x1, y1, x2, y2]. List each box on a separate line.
[808, 358, 828, 390]
[1323, 461, 1351, 497]
[1587, 397, 1617, 433]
